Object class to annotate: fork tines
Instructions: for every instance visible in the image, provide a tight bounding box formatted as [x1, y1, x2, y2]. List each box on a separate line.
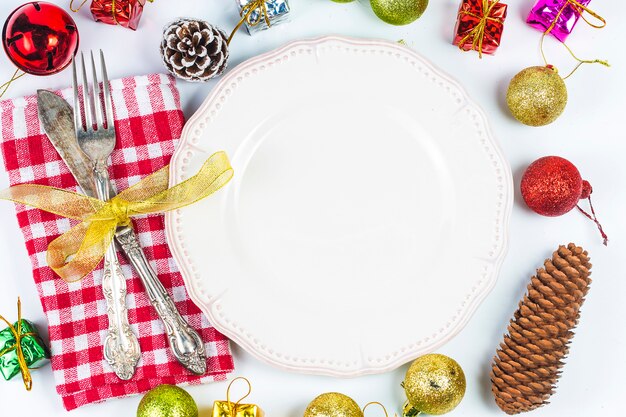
[72, 50, 114, 133]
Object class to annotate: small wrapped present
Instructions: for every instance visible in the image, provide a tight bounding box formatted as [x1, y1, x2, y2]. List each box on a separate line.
[90, 0, 150, 31]
[527, 0, 604, 42]
[212, 377, 264, 417]
[213, 400, 264, 417]
[235, 0, 291, 35]
[0, 299, 50, 390]
[453, 0, 508, 57]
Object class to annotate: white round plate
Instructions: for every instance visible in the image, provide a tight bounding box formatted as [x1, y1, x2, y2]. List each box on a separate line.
[166, 36, 512, 377]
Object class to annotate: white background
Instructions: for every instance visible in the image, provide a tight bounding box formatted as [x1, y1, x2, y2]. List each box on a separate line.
[0, 0, 625, 416]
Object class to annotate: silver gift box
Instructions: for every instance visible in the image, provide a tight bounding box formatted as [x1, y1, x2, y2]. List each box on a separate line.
[236, 0, 291, 35]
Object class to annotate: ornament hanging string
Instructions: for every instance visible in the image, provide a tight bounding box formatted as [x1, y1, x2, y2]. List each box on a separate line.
[540, 0, 608, 79]
[363, 402, 398, 417]
[225, 377, 253, 416]
[457, 0, 503, 58]
[0, 298, 36, 391]
[577, 195, 608, 246]
[0, 69, 25, 99]
[69, 0, 88, 12]
[0, 151, 233, 282]
[227, 0, 271, 45]
[70, 0, 154, 25]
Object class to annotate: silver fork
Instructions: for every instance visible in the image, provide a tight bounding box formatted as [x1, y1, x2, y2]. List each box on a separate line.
[73, 51, 207, 375]
[73, 51, 140, 380]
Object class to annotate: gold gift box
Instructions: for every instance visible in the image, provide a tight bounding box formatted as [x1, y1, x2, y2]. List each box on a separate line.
[212, 400, 264, 417]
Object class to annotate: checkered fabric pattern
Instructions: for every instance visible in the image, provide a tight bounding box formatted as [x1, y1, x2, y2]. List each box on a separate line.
[0, 73, 234, 410]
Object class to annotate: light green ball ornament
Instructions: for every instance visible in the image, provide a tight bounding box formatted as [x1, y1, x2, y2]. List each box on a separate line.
[331, 0, 356, 3]
[371, 0, 429, 25]
[137, 385, 198, 417]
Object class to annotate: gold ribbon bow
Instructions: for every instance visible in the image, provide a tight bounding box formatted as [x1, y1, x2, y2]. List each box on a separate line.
[457, 0, 504, 59]
[228, 0, 272, 45]
[0, 298, 35, 391]
[0, 151, 233, 282]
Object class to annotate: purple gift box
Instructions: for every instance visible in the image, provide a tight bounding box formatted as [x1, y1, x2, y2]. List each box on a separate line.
[527, 0, 592, 42]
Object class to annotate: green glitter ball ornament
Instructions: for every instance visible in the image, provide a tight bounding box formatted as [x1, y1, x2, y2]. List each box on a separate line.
[137, 385, 198, 417]
[402, 354, 466, 415]
[370, 0, 429, 25]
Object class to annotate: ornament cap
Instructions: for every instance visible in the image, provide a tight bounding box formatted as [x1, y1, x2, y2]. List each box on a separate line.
[580, 180, 593, 199]
[401, 400, 421, 417]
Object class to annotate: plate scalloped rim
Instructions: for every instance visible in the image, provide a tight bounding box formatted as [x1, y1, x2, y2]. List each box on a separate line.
[165, 35, 513, 377]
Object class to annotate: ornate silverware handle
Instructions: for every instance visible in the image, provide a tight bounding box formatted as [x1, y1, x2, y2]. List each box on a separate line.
[94, 166, 141, 380]
[115, 226, 207, 375]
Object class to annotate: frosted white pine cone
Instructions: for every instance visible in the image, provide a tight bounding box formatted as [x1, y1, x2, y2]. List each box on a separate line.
[160, 18, 229, 82]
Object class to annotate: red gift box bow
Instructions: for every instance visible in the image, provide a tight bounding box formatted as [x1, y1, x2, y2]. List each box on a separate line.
[457, 0, 505, 58]
[70, 0, 153, 27]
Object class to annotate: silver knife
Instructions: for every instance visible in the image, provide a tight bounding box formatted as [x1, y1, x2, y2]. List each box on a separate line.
[37, 90, 208, 375]
[38, 90, 140, 380]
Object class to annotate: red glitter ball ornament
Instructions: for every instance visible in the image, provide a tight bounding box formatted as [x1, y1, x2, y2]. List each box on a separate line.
[2, 2, 79, 76]
[521, 156, 608, 245]
[521, 156, 582, 217]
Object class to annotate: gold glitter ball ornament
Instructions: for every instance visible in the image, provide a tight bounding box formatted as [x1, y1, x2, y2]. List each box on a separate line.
[303, 393, 363, 417]
[506, 66, 568, 127]
[403, 354, 466, 415]
[137, 385, 198, 417]
[370, 0, 429, 26]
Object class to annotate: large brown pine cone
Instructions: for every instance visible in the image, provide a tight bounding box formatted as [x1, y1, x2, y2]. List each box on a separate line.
[160, 18, 229, 82]
[491, 243, 592, 414]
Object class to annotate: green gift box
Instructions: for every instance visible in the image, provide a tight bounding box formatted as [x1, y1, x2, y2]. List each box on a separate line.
[0, 319, 50, 381]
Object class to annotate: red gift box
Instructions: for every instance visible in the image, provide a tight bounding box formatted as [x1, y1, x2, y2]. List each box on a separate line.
[453, 0, 508, 57]
[90, 0, 149, 30]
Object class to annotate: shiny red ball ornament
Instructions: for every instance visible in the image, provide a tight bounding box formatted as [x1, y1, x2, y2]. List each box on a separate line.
[521, 156, 608, 245]
[2, 2, 79, 76]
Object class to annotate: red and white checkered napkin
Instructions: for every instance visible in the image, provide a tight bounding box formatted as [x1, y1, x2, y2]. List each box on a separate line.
[0, 74, 234, 410]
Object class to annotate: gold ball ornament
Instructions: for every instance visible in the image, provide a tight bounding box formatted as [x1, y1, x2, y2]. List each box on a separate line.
[370, 0, 429, 26]
[137, 385, 198, 417]
[506, 65, 568, 127]
[403, 354, 466, 415]
[304, 393, 364, 417]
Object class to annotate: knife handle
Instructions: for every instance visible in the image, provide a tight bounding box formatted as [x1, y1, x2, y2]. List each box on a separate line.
[114, 226, 208, 375]
[101, 244, 141, 380]
[94, 166, 141, 380]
